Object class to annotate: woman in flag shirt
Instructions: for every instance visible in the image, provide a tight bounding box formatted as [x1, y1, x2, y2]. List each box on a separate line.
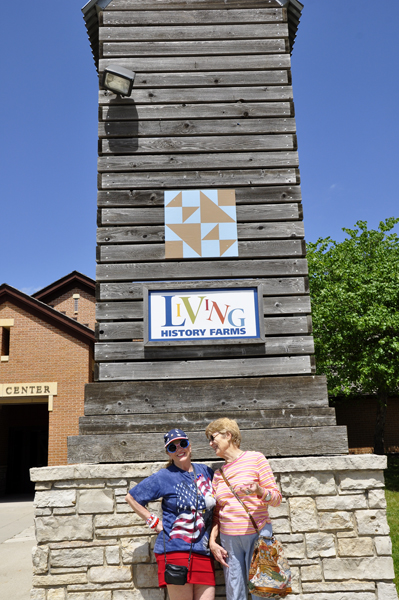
[206, 418, 282, 600]
[125, 428, 216, 600]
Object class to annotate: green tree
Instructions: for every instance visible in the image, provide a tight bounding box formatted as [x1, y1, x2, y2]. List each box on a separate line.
[306, 218, 399, 454]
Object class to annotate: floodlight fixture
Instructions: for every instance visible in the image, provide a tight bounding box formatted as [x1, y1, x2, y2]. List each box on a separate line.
[102, 65, 135, 97]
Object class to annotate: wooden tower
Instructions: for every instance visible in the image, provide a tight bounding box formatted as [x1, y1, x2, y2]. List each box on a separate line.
[69, 0, 348, 463]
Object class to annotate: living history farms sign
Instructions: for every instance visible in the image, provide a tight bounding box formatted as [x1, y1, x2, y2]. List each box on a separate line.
[145, 287, 263, 344]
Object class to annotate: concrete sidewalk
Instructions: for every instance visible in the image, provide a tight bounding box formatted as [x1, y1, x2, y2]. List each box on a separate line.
[0, 495, 35, 600]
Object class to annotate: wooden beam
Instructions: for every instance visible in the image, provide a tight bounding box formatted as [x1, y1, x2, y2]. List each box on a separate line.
[96, 258, 308, 282]
[99, 118, 296, 138]
[83, 376, 330, 415]
[102, 6, 286, 26]
[97, 355, 312, 381]
[101, 134, 296, 155]
[99, 204, 301, 225]
[99, 55, 291, 74]
[97, 186, 302, 208]
[79, 407, 336, 435]
[103, 9, 286, 25]
[99, 24, 288, 41]
[99, 168, 299, 189]
[101, 101, 294, 119]
[97, 240, 305, 263]
[97, 277, 309, 300]
[94, 336, 314, 362]
[96, 222, 304, 244]
[67, 426, 349, 464]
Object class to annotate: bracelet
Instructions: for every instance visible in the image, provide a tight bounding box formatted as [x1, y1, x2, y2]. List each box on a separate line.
[261, 488, 272, 502]
[146, 514, 160, 529]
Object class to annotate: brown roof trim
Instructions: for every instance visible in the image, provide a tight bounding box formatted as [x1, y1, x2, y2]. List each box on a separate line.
[33, 271, 95, 304]
[0, 284, 95, 346]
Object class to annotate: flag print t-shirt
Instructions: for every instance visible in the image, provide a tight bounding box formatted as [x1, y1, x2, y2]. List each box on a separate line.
[129, 463, 214, 555]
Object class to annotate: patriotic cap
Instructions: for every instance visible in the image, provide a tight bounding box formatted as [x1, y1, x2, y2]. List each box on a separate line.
[164, 428, 189, 448]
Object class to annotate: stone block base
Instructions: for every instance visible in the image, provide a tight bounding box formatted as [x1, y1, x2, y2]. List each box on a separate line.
[30, 455, 398, 599]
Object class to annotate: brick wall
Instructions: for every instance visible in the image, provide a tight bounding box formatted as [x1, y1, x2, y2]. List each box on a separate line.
[0, 301, 93, 465]
[49, 287, 96, 331]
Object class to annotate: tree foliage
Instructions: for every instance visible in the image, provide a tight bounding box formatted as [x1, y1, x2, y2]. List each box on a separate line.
[306, 218, 399, 453]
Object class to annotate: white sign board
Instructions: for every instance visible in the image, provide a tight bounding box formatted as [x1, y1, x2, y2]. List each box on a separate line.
[147, 288, 262, 343]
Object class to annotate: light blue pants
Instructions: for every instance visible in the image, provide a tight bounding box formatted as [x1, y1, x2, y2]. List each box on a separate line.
[220, 523, 273, 600]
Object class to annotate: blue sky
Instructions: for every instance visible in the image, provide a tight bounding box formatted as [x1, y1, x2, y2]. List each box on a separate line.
[1, 0, 398, 293]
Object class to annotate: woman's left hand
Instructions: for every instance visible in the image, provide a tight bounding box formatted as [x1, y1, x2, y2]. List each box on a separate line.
[235, 482, 261, 496]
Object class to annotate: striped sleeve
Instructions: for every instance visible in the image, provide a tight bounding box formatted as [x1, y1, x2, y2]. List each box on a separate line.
[256, 453, 282, 507]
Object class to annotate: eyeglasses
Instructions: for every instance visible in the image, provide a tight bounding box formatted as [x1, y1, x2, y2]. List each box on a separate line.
[208, 432, 223, 442]
[166, 439, 190, 454]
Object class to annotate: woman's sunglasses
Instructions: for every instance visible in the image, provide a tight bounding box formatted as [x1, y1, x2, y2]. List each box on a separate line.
[166, 439, 190, 454]
[208, 432, 223, 442]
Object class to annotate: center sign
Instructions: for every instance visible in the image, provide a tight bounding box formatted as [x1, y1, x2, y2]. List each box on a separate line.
[145, 287, 263, 344]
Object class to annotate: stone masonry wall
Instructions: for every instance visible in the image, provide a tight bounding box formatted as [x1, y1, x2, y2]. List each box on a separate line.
[30, 455, 398, 600]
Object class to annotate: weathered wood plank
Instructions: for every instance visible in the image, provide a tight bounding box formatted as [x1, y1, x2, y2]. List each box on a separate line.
[97, 186, 302, 208]
[263, 296, 311, 314]
[264, 316, 311, 335]
[94, 336, 314, 362]
[105, 1, 284, 12]
[128, 70, 290, 88]
[100, 204, 300, 225]
[99, 55, 291, 74]
[96, 258, 308, 282]
[96, 222, 304, 244]
[84, 375, 329, 415]
[99, 118, 296, 138]
[101, 101, 294, 119]
[98, 277, 309, 301]
[67, 426, 349, 464]
[103, 8, 285, 26]
[99, 152, 298, 172]
[103, 39, 288, 57]
[100, 86, 293, 105]
[100, 168, 299, 189]
[79, 407, 335, 435]
[97, 240, 305, 263]
[96, 321, 144, 341]
[103, 8, 285, 25]
[100, 24, 288, 41]
[101, 134, 296, 155]
[97, 355, 312, 381]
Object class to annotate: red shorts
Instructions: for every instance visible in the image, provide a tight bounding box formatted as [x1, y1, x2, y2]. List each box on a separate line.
[155, 552, 215, 587]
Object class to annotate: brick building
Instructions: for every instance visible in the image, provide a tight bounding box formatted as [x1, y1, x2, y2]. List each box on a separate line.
[0, 272, 95, 495]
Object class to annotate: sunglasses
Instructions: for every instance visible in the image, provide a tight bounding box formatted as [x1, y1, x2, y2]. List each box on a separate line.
[208, 432, 223, 442]
[166, 439, 190, 454]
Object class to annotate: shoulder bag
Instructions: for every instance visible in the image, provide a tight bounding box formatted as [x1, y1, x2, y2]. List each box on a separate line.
[220, 469, 292, 598]
[163, 465, 199, 586]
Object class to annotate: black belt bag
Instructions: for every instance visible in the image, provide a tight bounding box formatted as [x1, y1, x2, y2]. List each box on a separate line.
[163, 466, 198, 586]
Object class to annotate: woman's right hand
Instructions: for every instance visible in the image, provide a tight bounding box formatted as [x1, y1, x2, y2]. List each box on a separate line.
[209, 541, 229, 568]
[154, 520, 164, 533]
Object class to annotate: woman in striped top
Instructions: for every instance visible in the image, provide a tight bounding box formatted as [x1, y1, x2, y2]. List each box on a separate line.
[206, 418, 282, 600]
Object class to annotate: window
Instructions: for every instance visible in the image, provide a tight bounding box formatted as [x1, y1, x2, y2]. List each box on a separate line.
[0, 319, 13, 361]
[1, 327, 10, 360]
[73, 293, 80, 314]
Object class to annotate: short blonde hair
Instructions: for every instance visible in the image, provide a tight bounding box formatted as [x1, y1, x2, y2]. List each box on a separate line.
[205, 418, 241, 448]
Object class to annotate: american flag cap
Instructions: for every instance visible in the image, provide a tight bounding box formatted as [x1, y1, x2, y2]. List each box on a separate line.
[164, 428, 189, 447]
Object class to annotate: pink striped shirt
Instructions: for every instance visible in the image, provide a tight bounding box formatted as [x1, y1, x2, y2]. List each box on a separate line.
[212, 451, 281, 535]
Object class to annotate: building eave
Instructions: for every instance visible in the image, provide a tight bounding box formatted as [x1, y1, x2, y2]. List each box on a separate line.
[33, 271, 95, 304]
[0, 284, 95, 346]
[82, 0, 304, 70]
